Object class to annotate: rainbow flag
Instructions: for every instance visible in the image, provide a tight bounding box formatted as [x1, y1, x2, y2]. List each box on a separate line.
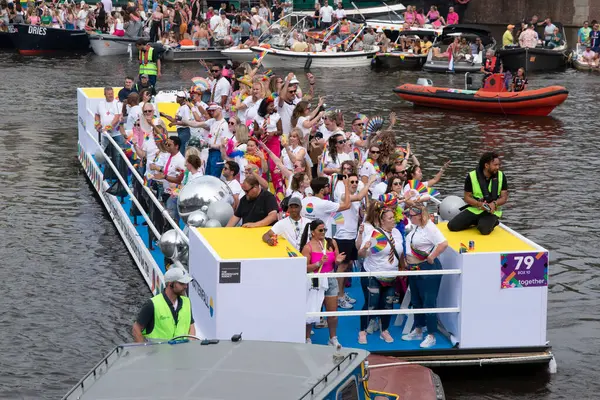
[378, 193, 398, 208]
[427, 187, 441, 197]
[252, 50, 268, 65]
[408, 180, 428, 194]
[370, 231, 388, 254]
[191, 77, 210, 92]
[353, 146, 363, 166]
[318, 142, 328, 175]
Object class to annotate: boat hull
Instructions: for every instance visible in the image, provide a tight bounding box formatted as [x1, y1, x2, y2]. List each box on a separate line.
[89, 34, 138, 56]
[498, 47, 568, 73]
[422, 59, 483, 73]
[220, 47, 255, 64]
[251, 46, 378, 69]
[0, 28, 14, 49]
[163, 47, 229, 62]
[393, 83, 568, 116]
[373, 53, 426, 69]
[10, 24, 90, 55]
[573, 58, 600, 72]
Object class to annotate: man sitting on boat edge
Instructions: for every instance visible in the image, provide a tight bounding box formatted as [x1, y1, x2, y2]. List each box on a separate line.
[447, 152, 508, 235]
[132, 267, 196, 342]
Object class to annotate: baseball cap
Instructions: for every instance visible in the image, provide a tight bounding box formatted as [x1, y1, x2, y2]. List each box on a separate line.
[164, 267, 193, 284]
[176, 90, 187, 98]
[207, 102, 222, 110]
[507, 24, 515, 29]
[288, 75, 300, 85]
[376, 28, 384, 33]
[141, 74, 149, 78]
[288, 197, 302, 207]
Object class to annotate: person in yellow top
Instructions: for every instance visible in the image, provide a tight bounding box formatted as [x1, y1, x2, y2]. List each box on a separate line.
[503, 24, 515, 47]
[420, 36, 433, 54]
[291, 35, 309, 52]
[132, 267, 196, 342]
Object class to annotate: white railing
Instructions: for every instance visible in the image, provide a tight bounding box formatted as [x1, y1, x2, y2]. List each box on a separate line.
[307, 269, 461, 278]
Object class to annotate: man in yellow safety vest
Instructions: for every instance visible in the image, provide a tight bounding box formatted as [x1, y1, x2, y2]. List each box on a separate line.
[447, 152, 509, 235]
[132, 267, 196, 342]
[136, 39, 161, 89]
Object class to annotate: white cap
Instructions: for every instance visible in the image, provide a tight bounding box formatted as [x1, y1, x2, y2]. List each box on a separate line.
[376, 28, 384, 33]
[288, 75, 300, 85]
[164, 267, 193, 284]
[176, 90, 187, 98]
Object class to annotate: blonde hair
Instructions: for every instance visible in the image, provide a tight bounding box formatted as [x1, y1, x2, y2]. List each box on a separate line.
[408, 204, 430, 227]
[288, 127, 304, 143]
[235, 124, 249, 144]
[185, 146, 202, 159]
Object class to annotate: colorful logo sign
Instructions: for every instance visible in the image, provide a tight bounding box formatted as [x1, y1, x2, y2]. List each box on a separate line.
[209, 297, 214, 317]
[305, 203, 314, 214]
[501, 252, 548, 289]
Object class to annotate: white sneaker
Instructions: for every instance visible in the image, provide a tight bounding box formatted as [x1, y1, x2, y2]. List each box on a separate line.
[315, 318, 328, 329]
[401, 329, 423, 341]
[328, 336, 342, 349]
[393, 296, 400, 304]
[366, 319, 380, 334]
[338, 297, 353, 309]
[420, 335, 436, 348]
[310, 330, 314, 335]
[306, 338, 312, 344]
[380, 330, 394, 343]
[344, 293, 356, 304]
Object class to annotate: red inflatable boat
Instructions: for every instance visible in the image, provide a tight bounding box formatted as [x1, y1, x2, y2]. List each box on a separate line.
[393, 74, 568, 116]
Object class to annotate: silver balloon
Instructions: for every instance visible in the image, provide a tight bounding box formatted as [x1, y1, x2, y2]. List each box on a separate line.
[439, 195, 467, 222]
[177, 176, 234, 223]
[95, 149, 106, 164]
[159, 229, 187, 260]
[207, 202, 234, 227]
[187, 210, 209, 228]
[205, 219, 222, 228]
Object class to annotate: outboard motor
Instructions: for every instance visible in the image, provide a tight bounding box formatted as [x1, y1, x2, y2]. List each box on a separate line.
[416, 78, 433, 86]
[464, 72, 473, 89]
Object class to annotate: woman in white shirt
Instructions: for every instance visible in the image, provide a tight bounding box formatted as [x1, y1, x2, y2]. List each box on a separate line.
[359, 144, 384, 185]
[253, 96, 284, 197]
[291, 99, 324, 139]
[281, 128, 307, 171]
[401, 204, 448, 349]
[356, 201, 404, 345]
[322, 133, 352, 176]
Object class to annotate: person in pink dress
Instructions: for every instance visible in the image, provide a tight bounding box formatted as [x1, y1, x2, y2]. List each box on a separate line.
[446, 6, 459, 25]
[403, 5, 416, 26]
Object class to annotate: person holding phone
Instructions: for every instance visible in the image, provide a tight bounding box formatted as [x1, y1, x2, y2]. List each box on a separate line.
[301, 176, 351, 238]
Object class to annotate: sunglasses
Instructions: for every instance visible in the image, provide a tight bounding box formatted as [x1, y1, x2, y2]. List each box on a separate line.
[288, 90, 297, 94]
[403, 208, 423, 217]
[392, 181, 402, 186]
[316, 228, 328, 233]
[337, 140, 347, 145]
[349, 180, 358, 184]
[228, 121, 236, 125]
[211, 69, 220, 73]
[143, 110, 153, 114]
[370, 150, 380, 154]
[243, 185, 257, 193]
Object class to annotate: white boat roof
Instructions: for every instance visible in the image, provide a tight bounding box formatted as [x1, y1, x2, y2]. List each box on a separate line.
[63, 340, 368, 400]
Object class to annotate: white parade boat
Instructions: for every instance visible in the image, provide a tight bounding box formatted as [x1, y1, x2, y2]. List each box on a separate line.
[76, 86, 557, 373]
[251, 45, 379, 69]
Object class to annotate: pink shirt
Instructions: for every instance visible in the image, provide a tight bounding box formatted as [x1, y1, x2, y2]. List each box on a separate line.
[404, 11, 415, 24]
[308, 242, 335, 273]
[447, 12, 459, 25]
[416, 14, 426, 25]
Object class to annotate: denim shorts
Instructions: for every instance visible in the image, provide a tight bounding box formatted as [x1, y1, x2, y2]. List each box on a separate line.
[325, 277, 339, 297]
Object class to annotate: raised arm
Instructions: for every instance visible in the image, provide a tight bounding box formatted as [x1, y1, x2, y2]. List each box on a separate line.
[426, 160, 450, 187]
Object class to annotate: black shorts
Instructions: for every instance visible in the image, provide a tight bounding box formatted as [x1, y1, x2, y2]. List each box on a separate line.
[335, 239, 358, 264]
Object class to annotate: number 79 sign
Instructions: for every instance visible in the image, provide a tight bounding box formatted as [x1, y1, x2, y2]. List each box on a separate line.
[501, 252, 548, 289]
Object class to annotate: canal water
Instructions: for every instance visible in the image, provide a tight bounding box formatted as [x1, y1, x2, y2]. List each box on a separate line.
[0, 51, 598, 399]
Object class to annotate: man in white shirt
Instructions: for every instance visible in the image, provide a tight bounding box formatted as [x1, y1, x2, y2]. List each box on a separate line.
[213, 10, 231, 41]
[152, 136, 186, 222]
[209, 64, 232, 110]
[95, 87, 123, 149]
[181, 103, 231, 177]
[277, 73, 301, 136]
[163, 91, 194, 155]
[320, 0, 334, 28]
[262, 197, 309, 251]
[209, 10, 221, 31]
[371, 163, 407, 200]
[222, 161, 242, 210]
[334, 3, 346, 21]
[101, 0, 112, 14]
[301, 176, 351, 238]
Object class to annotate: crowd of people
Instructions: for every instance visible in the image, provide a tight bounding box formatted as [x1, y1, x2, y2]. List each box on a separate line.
[96, 51, 468, 348]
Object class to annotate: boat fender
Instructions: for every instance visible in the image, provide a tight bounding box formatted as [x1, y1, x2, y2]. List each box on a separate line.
[416, 78, 433, 86]
[457, 0, 470, 3]
[180, 45, 195, 50]
[304, 56, 312, 70]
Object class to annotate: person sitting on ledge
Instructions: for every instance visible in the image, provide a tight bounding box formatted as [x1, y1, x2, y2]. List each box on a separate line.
[447, 152, 508, 235]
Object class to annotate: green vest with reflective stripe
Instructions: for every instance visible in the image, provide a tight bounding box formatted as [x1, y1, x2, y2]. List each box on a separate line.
[139, 47, 158, 76]
[467, 170, 504, 217]
[142, 294, 191, 340]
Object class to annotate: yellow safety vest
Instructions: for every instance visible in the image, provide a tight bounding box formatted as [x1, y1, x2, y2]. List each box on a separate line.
[466, 170, 504, 218]
[139, 46, 158, 76]
[142, 293, 191, 340]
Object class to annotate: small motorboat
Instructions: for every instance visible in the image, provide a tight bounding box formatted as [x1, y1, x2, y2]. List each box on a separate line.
[498, 23, 569, 73]
[9, 23, 90, 55]
[393, 74, 568, 116]
[220, 46, 254, 63]
[571, 43, 600, 72]
[62, 340, 446, 400]
[373, 28, 439, 70]
[423, 24, 496, 73]
[163, 42, 229, 62]
[89, 33, 140, 56]
[254, 44, 379, 69]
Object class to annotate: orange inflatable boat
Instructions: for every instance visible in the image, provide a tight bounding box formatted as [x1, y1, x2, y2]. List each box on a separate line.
[393, 74, 568, 116]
